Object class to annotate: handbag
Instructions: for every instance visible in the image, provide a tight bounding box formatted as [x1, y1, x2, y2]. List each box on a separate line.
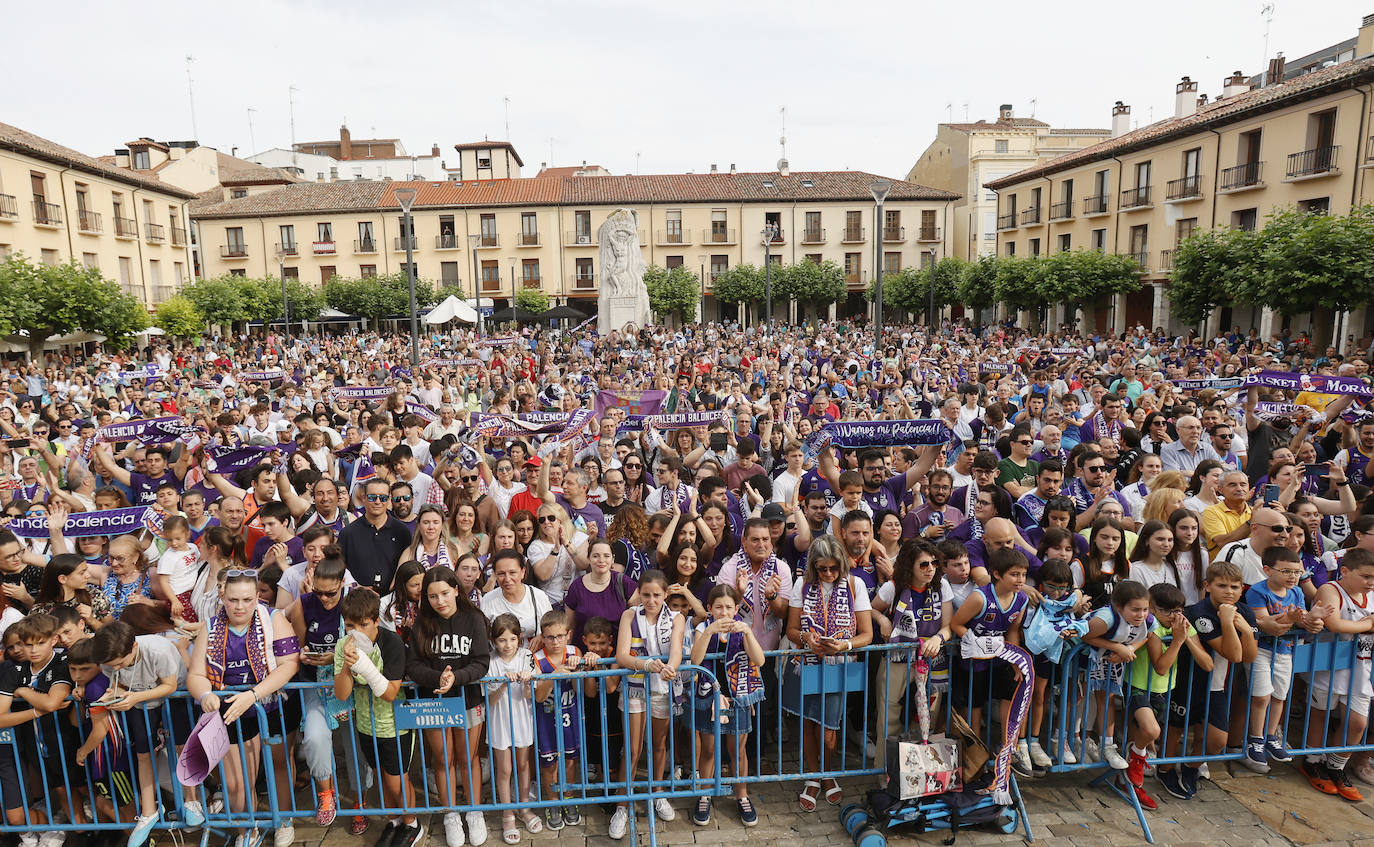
[885, 655, 962, 800]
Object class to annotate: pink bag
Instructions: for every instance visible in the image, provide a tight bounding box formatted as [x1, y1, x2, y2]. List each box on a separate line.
[177, 710, 230, 785]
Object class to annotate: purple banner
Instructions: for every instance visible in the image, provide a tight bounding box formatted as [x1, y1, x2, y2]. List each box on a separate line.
[204, 444, 277, 475]
[802, 418, 952, 464]
[616, 410, 728, 436]
[594, 389, 667, 418]
[238, 370, 288, 382]
[85, 416, 203, 460]
[329, 386, 394, 402]
[405, 401, 438, 423]
[472, 412, 574, 438]
[1245, 370, 1374, 398]
[979, 363, 1013, 376]
[8, 505, 155, 540]
[1172, 376, 1246, 391]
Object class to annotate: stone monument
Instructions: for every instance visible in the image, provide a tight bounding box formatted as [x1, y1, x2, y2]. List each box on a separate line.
[597, 208, 651, 331]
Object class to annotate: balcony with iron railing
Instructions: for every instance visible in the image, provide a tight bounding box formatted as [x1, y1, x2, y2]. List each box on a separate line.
[841, 226, 865, 243]
[997, 212, 1018, 230]
[114, 216, 138, 238]
[1165, 174, 1204, 201]
[1127, 250, 1150, 271]
[765, 228, 785, 244]
[32, 201, 62, 226]
[1286, 145, 1339, 179]
[656, 229, 689, 246]
[521, 275, 542, 288]
[1159, 249, 1173, 271]
[1049, 200, 1073, 221]
[171, 226, 187, 246]
[275, 241, 298, 256]
[1083, 194, 1109, 215]
[220, 244, 249, 259]
[435, 234, 461, 250]
[800, 228, 826, 244]
[77, 210, 102, 233]
[517, 232, 540, 247]
[1020, 208, 1041, 225]
[572, 272, 597, 289]
[844, 269, 870, 286]
[1220, 161, 1264, 192]
[0, 194, 17, 220]
[145, 222, 166, 242]
[393, 236, 417, 251]
[916, 225, 941, 242]
[1120, 186, 1152, 208]
[353, 238, 378, 254]
[473, 234, 500, 248]
[882, 226, 904, 242]
[480, 275, 503, 292]
[565, 231, 597, 246]
[703, 228, 737, 245]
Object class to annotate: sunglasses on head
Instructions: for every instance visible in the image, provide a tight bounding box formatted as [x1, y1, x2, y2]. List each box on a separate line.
[225, 568, 259, 578]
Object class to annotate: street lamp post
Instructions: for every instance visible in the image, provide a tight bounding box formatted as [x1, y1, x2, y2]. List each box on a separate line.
[698, 253, 707, 324]
[273, 245, 291, 341]
[394, 187, 420, 368]
[469, 234, 483, 338]
[869, 179, 892, 345]
[510, 258, 517, 327]
[761, 224, 777, 325]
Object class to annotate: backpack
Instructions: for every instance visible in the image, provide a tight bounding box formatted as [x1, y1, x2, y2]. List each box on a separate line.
[867, 771, 1018, 845]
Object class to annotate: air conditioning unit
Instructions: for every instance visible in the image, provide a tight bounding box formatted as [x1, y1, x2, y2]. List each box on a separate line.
[577, 235, 590, 244]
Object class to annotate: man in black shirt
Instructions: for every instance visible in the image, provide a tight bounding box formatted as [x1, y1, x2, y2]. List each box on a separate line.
[339, 478, 412, 594]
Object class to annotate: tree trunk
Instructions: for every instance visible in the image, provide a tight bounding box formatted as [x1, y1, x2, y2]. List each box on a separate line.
[27, 331, 50, 362]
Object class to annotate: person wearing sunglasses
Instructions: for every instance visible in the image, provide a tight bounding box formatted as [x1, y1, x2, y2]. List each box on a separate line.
[338, 478, 414, 595]
[388, 481, 419, 532]
[1214, 506, 1293, 587]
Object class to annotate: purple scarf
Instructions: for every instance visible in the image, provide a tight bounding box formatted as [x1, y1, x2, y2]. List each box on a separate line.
[799, 577, 856, 665]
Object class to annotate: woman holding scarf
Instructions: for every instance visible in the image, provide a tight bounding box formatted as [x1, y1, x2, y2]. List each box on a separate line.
[186, 568, 301, 847]
[783, 534, 873, 811]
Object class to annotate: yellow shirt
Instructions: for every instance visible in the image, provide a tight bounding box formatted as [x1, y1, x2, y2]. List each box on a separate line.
[1201, 500, 1251, 559]
[1295, 391, 1335, 413]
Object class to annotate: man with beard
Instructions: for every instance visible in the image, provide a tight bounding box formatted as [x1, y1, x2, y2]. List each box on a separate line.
[818, 445, 938, 515]
[902, 469, 963, 541]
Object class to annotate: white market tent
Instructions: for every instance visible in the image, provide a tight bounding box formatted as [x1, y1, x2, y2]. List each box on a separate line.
[423, 295, 477, 325]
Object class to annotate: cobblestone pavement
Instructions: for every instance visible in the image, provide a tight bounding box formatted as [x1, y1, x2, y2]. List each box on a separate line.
[258, 757, 1372, 847]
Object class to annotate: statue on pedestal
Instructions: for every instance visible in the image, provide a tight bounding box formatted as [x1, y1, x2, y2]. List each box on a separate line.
[597, 208, 651, 330]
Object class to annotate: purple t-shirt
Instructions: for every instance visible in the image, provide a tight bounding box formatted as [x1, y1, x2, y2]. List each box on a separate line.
[130, 470, 180, 505]
[862, 473, 910, 514]
[563, 573, 638, 647]
[250, 534, 305, 570]
[555, 495, 606, 536]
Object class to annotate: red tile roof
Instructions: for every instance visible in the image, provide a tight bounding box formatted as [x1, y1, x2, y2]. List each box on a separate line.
[0, 122, 195, 198]
[192, 170, 958, 220]
[986, 53, 1374, 190]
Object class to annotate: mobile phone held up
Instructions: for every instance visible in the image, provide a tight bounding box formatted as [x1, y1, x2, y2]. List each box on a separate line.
[1263, 483, 1281, 505]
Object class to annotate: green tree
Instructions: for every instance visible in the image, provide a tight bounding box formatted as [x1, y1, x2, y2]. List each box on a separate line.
[182, 275, 250, 327]
[514, 288, 550, 313]
[264, 278, 324, 329]
[709, 264, 765, 305]
[928, 257, 966, 316]
[0, 255, 147, 358]
[1256, 205, 1374, 315]
[775, 259, 846, 309]
[155, 295, 205, 338]
[1035, 250, 1142, 315]
[993, 256, 1043, 313]
[644, 264, 701, 323]
[958, 254, 1000, 314]
[324, 272, 431, 330]
[1167, 228, 1254, 326]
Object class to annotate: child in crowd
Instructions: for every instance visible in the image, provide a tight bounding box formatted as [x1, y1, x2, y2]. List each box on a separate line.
[937, 540, 976, 611]
[1021, 557, 1089, 768]
[581, 616, 623, 793]
[689, 584, 764, 827]
[950, 548, 1030, 743]
[68, 637, 135, 833]
[1082, 581, 1153, 774]
[533, 609, 586, 832]
[155, 515, 201, 623]
[12, 614, 86, 837]
[1075, 517, 1130, 609]
[486, 613, 542, 841]
[829, 471, 872, 535]
[1301, 547, 1374, 801]
[1245, 547, 1323, 774]
[334, 588, 419, 847]
[90, 620, 184, 847]
[1123, 584, 1212, 809]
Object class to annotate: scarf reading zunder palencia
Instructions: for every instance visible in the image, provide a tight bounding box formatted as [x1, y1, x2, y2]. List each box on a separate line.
[206, 607, 269, 689]
[985, 644, 1034, 805]
[799, 577, 856, 665]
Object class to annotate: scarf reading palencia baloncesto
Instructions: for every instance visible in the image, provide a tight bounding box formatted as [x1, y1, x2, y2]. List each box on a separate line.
[1091, 408, 1122, 444]
[799, 577, 857, 665]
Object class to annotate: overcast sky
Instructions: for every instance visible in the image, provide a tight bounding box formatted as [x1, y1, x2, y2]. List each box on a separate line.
[7, 0, 1368, 182]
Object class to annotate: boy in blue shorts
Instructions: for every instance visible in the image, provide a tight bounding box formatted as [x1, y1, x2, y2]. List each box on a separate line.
[68, 637, 135, 833]
[533, 610, 586, 832]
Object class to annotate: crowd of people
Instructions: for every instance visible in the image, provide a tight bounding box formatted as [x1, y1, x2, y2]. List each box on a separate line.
[0, 317, 1373, 847]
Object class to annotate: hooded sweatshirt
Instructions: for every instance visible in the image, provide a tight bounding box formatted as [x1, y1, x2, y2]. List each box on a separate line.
[405, 605, 491, 706]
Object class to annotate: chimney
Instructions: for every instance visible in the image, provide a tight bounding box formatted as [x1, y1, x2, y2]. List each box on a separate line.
[431, 144, 440, 157]
[1197, 94, 1209, 109]
[710, 163, 718, 174]
[1174, 76, 1199, 117]
[777, 158, 790, 177]
[999, 104, 1014, 121]
[1222, 70, 1250, 98]
[1360, 13, 1374, 58]
[1111, 101, 1131, 138]
[339, 125, 352, 160]
[729, 163, 736, 175]
[1266, 53, 1286, 86]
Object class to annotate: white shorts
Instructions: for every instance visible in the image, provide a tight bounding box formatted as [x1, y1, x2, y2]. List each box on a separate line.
[1310, 687, 1372, 718]
[622, 691, 671, 720]
[1250, 650, 1293, 701]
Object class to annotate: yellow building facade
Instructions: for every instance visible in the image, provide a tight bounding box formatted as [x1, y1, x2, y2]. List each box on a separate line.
[0, 123, 195, 306]
[192, 170, 959, 322]
[987, 15, 1374, 341]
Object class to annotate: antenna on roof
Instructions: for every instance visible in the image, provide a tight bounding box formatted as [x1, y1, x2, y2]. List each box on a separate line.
[945, 102, 952, 122]
[185, 56, 199, 142]
[635, 152, 641, 175]
[246, 107, 257, 155]
[1260, 3, 1276, 83]
[288, 85, 299, 173]
[1029, 97, 1037, 117]
[779, 105, 787, 163]
[962, 102, 969, 121]
[504, 96, 511, 141]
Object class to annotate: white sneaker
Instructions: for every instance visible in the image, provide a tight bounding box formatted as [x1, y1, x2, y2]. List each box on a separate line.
[1053, 736, 1077, 764]
[273, 824, 295, 847]
[444, 811, 466, 847]
[1028, 739, 1053, 768]
[37, 832, 63, 847]
[18, 834, 38, 847]
[654, 798, 676, 821]
[1083, 738, 1102, 763]
[1103, 745, 1129, 770]
[609, 807, 628, 840]
[235, 831, 264, 847]
[1198, 762, 1211, 781]
[466, 811, 488, 846]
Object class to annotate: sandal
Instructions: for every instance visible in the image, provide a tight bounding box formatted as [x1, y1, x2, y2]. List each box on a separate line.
[822, 778, 843, 805]
[799, 780, 821, 812]
[522, 811, 544, 834]
[502, 812, 521, 844]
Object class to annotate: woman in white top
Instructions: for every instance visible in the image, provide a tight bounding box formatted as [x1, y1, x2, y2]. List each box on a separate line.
[1125, 520, 1181, 591]
[1168, 509, 1208, 606]
[480, 550, 553, 649]
[526, 503, 587, 607]
[1182, 460, 1226, 516]
[1120, 454, 1163, 523]
[402, 505, 463, 572]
